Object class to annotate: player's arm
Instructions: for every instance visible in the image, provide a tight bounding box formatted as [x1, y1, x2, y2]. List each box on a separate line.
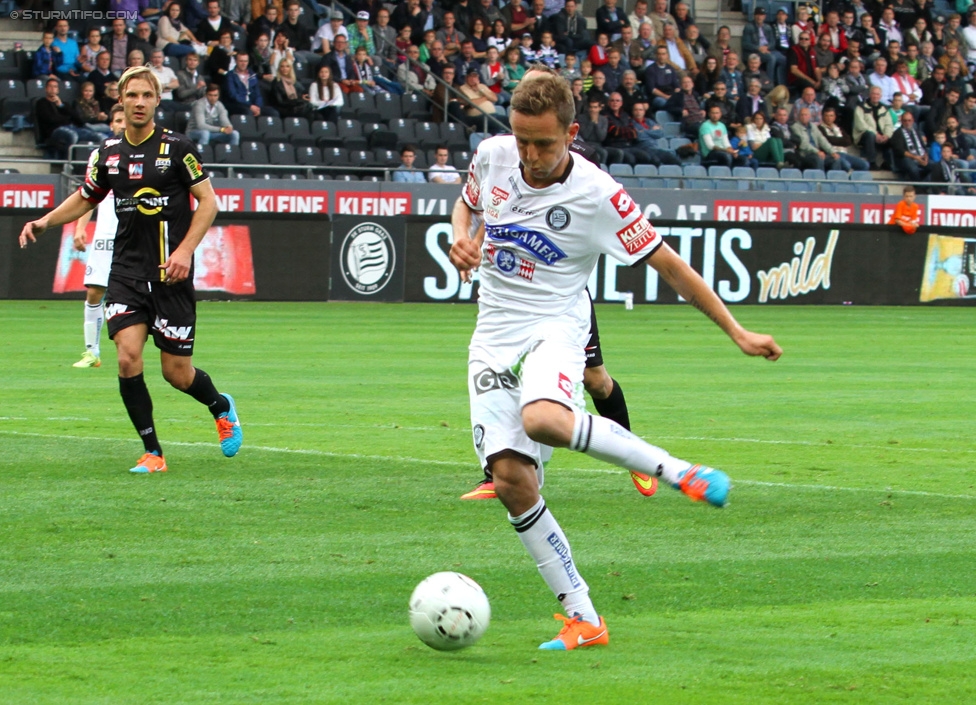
[72, 208, 94, 251]
[449, 196, 484, 277]
[161, 178, 217, 285]
[647, 242, 782, 361]
[19, 191, 96, 248]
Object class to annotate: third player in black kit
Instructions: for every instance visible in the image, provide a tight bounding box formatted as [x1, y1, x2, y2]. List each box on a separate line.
[20, 66, 243, 474]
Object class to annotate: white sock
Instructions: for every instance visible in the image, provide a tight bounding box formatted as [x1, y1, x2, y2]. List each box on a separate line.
[570, 409, 690, 486]
[83, 301, 103, 357]
[509, 496, 600, 625]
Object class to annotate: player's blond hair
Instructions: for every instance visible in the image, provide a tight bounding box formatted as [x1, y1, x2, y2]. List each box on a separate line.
[510, 65, 575, 131]
[118, 66, 162, 98]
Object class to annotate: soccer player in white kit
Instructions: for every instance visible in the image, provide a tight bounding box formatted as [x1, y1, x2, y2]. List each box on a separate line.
[70, 104, 126, 368]
[449, 69, 783, 651]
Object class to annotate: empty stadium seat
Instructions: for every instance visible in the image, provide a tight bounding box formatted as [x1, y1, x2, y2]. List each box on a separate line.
[609, 164, 634, 176]
[683, 164, 707, 178]
[850, 171, 873, 182]
[0, 78, 24, 100]
[25, 78, 46, 100]
[322, 146, 350, 165]
[634, 164, 658, 177]
[154, 109, 175, 130]
[658, 164, 682, 188]
[707, 165, 732, 180]
[662, 122, 681, 137]
[239, 140, 268, 164]
[756, 167, 779, 181]
[295, 145, 322, 166]
[312, 120, 341, 148]
[655, 110, 671, 125]
[779, 168, 803, 181]
[256, 115, 284, 141]
[267, 141, 296, 166]
[388, 118, 416, 145]
[346, 92, 375, 116]
[401, 92, 432, 119]
[282, 116, 311, 143]
[803, 168, 826, 181]
[372, 148, 399, 167]
[826, 170, 850, 181]
[59, 80, 77, 103]
[453, 150, 472, 170]
[440, 121, 468, 149]
[374, 92, 400, 122]
[211, 143, 241, 163]
[230, 113, 259, 140]
[732, 166, 756, 179]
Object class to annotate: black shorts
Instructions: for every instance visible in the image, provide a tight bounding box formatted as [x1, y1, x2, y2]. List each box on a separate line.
[584, 294, 603, 369]
[104, 276, 197, 356]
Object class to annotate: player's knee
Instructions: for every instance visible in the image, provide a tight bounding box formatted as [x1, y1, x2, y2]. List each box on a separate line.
[85, 287, 104, 305]
[521, 401, 573, 445]
[161, 360, 193, 389]
[582, 367, 613, 399]
[115, 347, 141, 375]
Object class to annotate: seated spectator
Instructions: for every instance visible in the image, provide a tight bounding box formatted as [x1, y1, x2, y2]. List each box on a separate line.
[147, 49, 182, 110]
[206, 29, 238, 82]
[791, 106, 835, 170]
[309, 64, 343, 122]
[428, 145, 461, 183]
[72, 81, 112, 136]
[649, 0, 675, 44]
[791, 86, 823, 125]
[720, 50, 744, 101]
[631, 102, 681, 165]
[735, 78, 768, 124]
[770, 105, 801, 166]
[704, 81, 737, 128]
[435, 11, 465, 59]
[399, 44, 436, 95]
[468, 18, 489, 59]
[502, 45, 526, 94]
[175, 52, 208, 104]
[249, 33, 275, 85]
[352, 45, 402, 95]
[589, 32, 611, 68]
[158, 1, 208, 58]
[578, 98, 611, 164]
[683, 24, 708, 69]
[586, 70, 610, 105]
[660, 23, 694, 74]
[537, 31, 560, 70]
[818, 106, 871, 171]
[33, 30, 61, 79]
[943, 60, 969, 98]
[745, 111, 785, 167]
[730, 125, 758, 169]
[458, 68, 507, 132]
[891, 60, 923, 110]
[787, 31, 820, 95]
[454, 41, 482, 87]
[52, 19, 81, 79]
[279, 0, 316, 62]
[552, 0, 591, 58]
[618, 70, 647, 115]
[518, 33, 537, 66]
[326, 34, 358, 93]
[35, 78, 104, 160]
[643, 45, 679, 110]
[666, 74, 705, 139]
[248, 3, 281, 50]
[224, 52, 280, 116]
[889, 92, 907, 124]
[99, 81, 120, 115]
[373, 8, 398, 70]
[853, 85, 896, 168]
[126, 49, 146, 70]
[479, 46, 507, 103]
[313, 11, 348, 55]
[393, 145, 427, 182]
[695, 56, 722, 99]
[891, 110, 930, 180]
[708, 25, 733, 65]
[815, 33, 836, 72]
[742, 7, 783, 86]
[604, 92, 654, 165]
[741, 53, 774, 98]
[844, 59, 871, 111]
[271, 58, 314, 118]
[79, 27, 105, 75]
[270, 31, 297, 76]
[187, 83, 241, 145]
[348, 11, 376, 60]
[86, 51, 118, 99]
[699, 104, 740, 167]
[431, 65, 461, 122]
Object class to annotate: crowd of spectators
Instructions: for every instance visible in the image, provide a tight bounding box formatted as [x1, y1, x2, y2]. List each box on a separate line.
[20, 0, 976, 187]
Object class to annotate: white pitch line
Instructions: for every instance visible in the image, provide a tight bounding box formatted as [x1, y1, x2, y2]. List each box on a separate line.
[2, 418, 974, 455]
[2, 430, 975, 501]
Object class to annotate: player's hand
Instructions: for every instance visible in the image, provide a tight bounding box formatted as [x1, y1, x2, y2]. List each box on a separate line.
[19, 218, 47, 248]
[160, 249, 192, 284]
[734, 330, 783, 361]
[450, 236, 482, 279]
[72, 230, 87, 251]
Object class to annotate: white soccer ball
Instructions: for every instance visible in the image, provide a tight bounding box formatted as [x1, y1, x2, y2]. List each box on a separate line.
[409, 571, 491, 651]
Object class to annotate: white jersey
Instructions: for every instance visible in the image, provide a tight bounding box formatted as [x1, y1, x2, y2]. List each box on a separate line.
[462, 135, 662, 353]
[83, 147, 118, 288]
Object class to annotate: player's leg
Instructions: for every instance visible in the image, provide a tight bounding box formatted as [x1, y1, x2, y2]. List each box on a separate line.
[113, 320, 167, 474]
[75, 234, 112, 367]
[469, 360, 606, 650]
[582, 297, 630, 431]
[153, 281, 241, 457]
[520, 341, 730, 508]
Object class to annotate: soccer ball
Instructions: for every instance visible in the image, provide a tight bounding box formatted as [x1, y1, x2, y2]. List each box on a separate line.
[408, 572, 491, 651]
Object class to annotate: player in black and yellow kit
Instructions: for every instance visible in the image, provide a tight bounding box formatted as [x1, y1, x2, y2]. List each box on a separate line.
[19, 66, 243, 474]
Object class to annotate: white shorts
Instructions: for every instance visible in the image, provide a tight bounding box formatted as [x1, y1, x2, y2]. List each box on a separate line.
[468, 318, 588, 483]
[83, 235, 114, 288]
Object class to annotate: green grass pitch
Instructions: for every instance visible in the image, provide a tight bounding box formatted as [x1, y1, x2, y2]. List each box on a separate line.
[1, 301, 974, 704]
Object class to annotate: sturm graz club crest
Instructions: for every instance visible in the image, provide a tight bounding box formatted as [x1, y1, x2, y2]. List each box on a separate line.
[546, 206, 571, 230]
[340, 222, 396, 295]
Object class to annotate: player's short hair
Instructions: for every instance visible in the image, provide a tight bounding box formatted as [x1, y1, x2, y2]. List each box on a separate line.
[510, 65, 575, 131]
[903, 185, 916, 195]
[110, 103, 125, 118]
[206, 83, 221, 92]
[118, 65, 162, 98]
[400, 144, 416, 155]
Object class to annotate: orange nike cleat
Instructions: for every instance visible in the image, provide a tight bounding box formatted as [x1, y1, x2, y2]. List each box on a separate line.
[460, 480, 497, 500]
[129, 451, 167, 474]
[538, 614, 609, 651]
[629, 470, 658, 496]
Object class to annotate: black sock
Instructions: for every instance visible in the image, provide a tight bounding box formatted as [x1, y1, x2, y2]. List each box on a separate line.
[119, 373, 162, 455]
[591, 378, 631, 431]
[184, 368, 230, 418]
